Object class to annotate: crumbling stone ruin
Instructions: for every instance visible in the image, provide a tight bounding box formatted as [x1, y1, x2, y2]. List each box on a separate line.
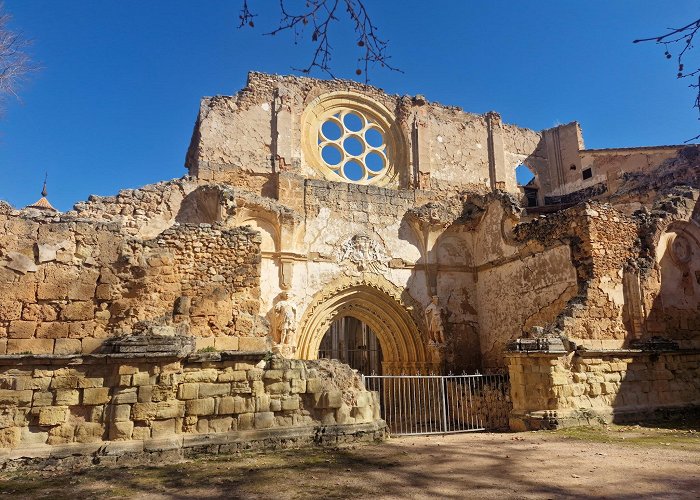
[0, 71, 698, 461]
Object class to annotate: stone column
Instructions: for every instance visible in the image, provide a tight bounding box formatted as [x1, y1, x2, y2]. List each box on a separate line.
[486, 112, 506, 191]
[506, 351, 569, 431]
[412, 113, 432, 190]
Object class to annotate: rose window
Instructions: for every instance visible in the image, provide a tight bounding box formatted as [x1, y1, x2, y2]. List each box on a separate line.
[318, 110, 389, 183]
[301, 91, 407, 187]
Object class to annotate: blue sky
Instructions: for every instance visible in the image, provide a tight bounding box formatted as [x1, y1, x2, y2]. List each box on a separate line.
[0, 1, 697, 211]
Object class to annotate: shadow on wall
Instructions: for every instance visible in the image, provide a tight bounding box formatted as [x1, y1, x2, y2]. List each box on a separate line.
[642, 202, 700, 349]
[608, 197, 700, 423]
[432, 228, 481, 372]
[606, 350, 700, 425]
[175, 186, 228, 224]
[398, 206, 483, 373]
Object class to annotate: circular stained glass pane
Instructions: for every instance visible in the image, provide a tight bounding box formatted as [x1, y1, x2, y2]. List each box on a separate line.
[343, 112, 364, 132]
[343, 136, 364, 156]
[321, 145, 343, 166]
[365, 128, 384, 148]
[321, 120, 342, 141]
[343, 160, 364, 181]
[365, 152, 385, 173]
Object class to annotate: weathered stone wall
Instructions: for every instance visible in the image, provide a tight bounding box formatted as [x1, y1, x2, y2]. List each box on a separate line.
[0, 209, 264, 355]
[3, 73, 699, 439]
[580, 146, 684, 197]
[525, 123, 688, 206]
[507, 350, 700, 430]
[0, 353, 383, 459]
[114, 224, 264, 349]
[514, 202, 641, 349]
[456, 197, 579, 369]
[186, 71, 545, 196]
[447, 378, 511, 431]
[67, 178, 200, 238]
[476, 245, 578, 368]
[501, 122, 547, 193]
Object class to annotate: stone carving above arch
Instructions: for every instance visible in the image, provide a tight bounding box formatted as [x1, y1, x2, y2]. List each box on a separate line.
[337, 233, 389, 274]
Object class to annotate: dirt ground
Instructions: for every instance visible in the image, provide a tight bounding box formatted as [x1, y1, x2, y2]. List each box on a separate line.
[1, 422, 699, 499]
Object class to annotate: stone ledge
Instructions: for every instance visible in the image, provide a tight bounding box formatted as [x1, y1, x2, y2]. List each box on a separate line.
[185, 350, 268, 363]
[509, 404, 700, 431]
[0, 421, 387, 468]
[0, 350, 270, 367]
[575, 348, 700, 357]
[506, 348, 700, 359]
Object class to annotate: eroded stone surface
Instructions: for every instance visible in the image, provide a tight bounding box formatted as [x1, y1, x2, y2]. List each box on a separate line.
[0, 71, 698, 451]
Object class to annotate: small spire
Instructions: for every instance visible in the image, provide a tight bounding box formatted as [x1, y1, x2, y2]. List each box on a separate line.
[24, 171, 58, 213]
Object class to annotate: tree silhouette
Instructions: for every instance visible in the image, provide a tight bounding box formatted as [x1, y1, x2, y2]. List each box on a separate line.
[634, 18, 700, 141]
[0, 2, 32, 109]
[238, 0, 400, 82]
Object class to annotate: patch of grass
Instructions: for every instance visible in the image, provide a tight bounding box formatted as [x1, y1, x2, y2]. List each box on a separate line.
[554, 424, 700, 450]
[196, 346, 217, 353]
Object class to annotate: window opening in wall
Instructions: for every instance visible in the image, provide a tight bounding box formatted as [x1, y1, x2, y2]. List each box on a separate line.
[318, 110, 389, 183]
[523, 187, 539, 208]
[515, 164, 535, 186]
[582, 167, 593, 180]
[318, 316, 383, 375]
[515, 164, 538, 207]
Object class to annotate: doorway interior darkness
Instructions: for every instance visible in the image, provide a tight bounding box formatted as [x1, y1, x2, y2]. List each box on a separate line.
[318, 316, 383, 374]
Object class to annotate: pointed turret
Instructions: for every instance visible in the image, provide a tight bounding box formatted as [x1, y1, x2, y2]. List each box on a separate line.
[25, 173, 58, 212]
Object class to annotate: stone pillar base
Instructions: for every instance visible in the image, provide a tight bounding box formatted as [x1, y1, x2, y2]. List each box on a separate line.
[272, 344, 295, 358]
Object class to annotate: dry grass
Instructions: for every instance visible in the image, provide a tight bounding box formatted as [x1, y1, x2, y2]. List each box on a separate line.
[1, 422, 699, 499]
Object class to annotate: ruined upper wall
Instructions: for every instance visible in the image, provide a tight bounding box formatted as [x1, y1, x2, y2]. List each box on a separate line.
[186, 72, 546, 196]
[526, 121, 693, 206]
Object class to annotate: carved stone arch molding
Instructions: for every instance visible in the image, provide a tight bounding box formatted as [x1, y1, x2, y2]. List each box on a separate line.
[236, 210, 281, 253]
[296, 273, 440, 374]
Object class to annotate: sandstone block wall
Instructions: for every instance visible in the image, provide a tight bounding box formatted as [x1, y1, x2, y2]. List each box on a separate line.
[0, 208, 264, 355]
[446, 379, 511, 431]
[0, 354, 382, 457]
[507, 351, 700, 430]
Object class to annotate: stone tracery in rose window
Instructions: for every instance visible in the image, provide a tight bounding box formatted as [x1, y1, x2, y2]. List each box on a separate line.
[301, 92, 407, 187]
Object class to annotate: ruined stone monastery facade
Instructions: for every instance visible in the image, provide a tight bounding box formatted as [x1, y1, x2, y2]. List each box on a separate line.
[0, 72, 698, 459]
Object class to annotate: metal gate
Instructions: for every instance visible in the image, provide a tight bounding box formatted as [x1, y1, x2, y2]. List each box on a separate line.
[362, 373, 510, 435]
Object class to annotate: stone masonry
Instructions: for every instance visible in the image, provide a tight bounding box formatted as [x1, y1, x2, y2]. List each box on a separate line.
[0, 72, 698, 458]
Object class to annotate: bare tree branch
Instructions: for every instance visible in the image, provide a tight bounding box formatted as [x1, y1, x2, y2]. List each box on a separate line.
[239, 0, 401, 82]
[634, 18, 700, 142]
[0, 2, 34, 115]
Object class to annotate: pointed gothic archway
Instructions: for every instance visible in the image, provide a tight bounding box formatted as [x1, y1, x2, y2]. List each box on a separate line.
[296, 274, 439, 374]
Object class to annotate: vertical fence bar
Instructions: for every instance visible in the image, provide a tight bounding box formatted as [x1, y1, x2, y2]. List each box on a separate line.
[427, 377, 433, 434]
[409, 376, 415, 434]
[446, 377, 453, 432]
[417, 377, 423, 434]
[440, 376, 447, 433]
[397, 376, 403, 435]
[362, 373, 508, 436]
[457, 376, 464, 431]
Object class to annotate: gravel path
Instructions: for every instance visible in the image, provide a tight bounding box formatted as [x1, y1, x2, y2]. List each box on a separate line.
[1, 425, 698, 499]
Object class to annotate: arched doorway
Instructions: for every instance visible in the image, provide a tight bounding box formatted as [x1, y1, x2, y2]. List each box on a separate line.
[318, 316, 383, 374]
[296, 275, 439, 374]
